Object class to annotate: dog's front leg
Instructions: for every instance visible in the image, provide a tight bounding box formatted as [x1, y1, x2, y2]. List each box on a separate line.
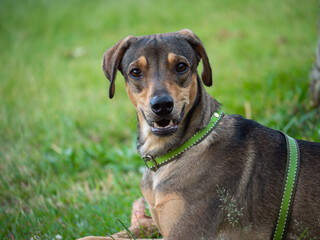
[148, 194, 223, 240]
[143, 191, 185, 239]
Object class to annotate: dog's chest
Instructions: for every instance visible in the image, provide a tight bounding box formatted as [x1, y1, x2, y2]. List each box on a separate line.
[140, 140, 214, 237]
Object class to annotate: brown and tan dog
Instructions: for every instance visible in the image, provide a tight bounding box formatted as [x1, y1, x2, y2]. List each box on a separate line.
[84, 29, 320, 240]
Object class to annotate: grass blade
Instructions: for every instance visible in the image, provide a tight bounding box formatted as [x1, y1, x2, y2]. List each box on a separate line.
[117, 218, 136, 240]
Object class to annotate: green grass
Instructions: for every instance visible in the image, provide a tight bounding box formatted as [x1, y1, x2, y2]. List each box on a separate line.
[0, 0, 319, 239]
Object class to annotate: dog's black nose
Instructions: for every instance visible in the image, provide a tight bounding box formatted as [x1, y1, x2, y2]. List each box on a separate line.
[150, 95, 174, 116]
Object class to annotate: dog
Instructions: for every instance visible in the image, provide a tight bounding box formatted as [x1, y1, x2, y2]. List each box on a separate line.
[90, 29, 320, 240]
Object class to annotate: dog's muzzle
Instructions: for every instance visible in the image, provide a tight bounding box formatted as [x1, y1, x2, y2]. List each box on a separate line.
[142, 98, 185, 137]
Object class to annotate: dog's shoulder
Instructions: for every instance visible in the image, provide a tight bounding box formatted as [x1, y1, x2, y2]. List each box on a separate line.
[217, 114, 285, 148]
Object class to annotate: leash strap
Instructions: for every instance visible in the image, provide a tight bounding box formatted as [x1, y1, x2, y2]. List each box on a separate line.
[272, 132, 300, 240]
[143, 109, 224, 171]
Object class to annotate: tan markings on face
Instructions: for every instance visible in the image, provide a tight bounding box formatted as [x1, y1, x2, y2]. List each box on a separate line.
[127, 55, 148, 70]
[126, 84, 149, 109]
[126, 79, 158, 153]
[165, 72, 198, 114]
[125, 56, 149, 108]
[188, 73, 198, 110]
[167, 52, 177, 65]
[136, 55, 147, 68]
[166, 52, 197, 115]
[126, 82, 138, 107]
[126, 53, 198, 156]
[167, 52, 190, 69]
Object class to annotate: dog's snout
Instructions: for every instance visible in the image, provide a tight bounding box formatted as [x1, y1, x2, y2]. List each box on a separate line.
[150, 95, 174, 116]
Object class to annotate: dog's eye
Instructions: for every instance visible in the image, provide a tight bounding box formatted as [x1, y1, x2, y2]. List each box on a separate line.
[175, 62, 188, 74]
[130, 68, 143, 79]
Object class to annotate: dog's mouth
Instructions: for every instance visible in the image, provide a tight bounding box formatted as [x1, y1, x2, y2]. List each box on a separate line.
[152, 119, 178, 137]
[153, 119, 175, 128]
[142, 106, 185, 137]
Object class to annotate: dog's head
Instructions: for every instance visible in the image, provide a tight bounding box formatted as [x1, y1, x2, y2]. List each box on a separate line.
[102, 29, 212, 138]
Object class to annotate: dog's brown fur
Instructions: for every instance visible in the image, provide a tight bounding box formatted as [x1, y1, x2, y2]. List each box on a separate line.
[83, 29, 320, 240]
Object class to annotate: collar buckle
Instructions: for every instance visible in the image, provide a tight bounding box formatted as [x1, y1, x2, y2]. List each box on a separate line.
[143, 155, 159, 171]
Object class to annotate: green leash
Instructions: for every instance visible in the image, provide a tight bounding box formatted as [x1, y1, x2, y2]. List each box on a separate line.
[272, 132, 300, 240]
[143, 109, 225, 171]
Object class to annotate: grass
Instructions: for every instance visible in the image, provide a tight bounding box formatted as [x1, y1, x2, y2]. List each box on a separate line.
[0, 0, 319, 239]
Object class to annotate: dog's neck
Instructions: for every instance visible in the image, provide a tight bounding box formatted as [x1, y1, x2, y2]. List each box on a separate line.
[137, 76, 221, 158]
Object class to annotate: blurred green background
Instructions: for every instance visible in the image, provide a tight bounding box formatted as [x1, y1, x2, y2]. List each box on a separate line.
[0, 0, 319, 239]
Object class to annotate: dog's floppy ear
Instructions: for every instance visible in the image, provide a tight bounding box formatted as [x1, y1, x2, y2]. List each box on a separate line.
[178, 29, 212, 87]
[102, 35, 134, 98]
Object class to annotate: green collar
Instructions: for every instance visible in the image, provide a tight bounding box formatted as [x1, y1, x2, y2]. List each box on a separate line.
[143, 109, 225, 171]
